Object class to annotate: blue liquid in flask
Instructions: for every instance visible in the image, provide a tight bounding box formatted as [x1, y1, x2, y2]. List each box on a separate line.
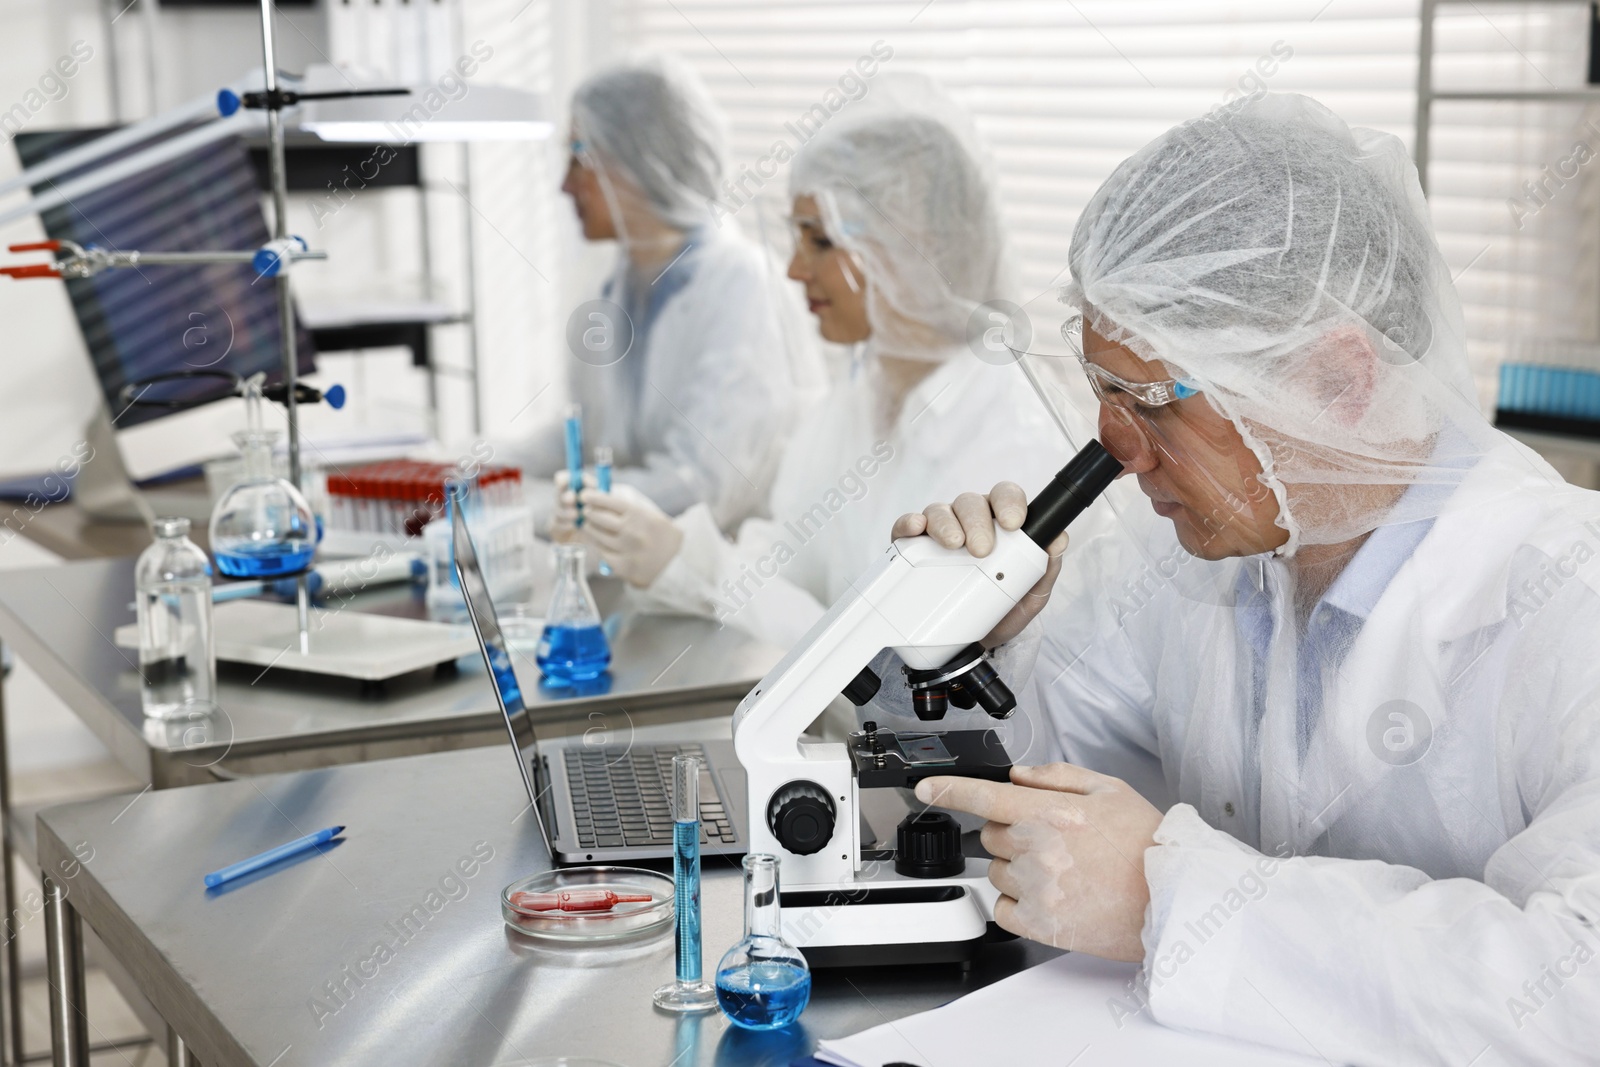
[715, 962, 812, 1030]
[535, 623, 610, 685]
[214, 541, 316, 578]
[674, 818, 702, 983]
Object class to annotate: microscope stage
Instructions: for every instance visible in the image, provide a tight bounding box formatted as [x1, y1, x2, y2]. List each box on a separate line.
[850, 727, 1012, 789]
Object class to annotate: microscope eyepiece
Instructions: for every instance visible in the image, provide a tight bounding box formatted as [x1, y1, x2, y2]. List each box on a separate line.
[1021, 439, 1123, 548]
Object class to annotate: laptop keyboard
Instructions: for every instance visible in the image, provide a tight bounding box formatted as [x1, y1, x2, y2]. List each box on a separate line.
[565, 743, 737, 850]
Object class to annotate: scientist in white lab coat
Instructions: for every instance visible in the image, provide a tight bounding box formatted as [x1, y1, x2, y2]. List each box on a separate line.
[554, 75, 1089, 670]
[898, 93, 1600, 1064]
[514, 56, 816, 531]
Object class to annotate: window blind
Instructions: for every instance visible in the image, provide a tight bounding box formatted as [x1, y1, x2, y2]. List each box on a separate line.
[612, 0, 1598, 411]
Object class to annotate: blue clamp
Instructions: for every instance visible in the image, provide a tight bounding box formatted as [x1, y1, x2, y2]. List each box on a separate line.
[252, 236, 308, 278]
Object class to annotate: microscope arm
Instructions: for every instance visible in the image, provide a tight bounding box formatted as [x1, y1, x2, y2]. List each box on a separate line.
[732, 441, 1123, 888]
[732, 529, 1052, 884]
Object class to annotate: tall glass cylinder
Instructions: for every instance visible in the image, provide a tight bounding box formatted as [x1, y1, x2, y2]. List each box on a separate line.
[674, 754, 701, 984]
[653, 754, 717, 1012]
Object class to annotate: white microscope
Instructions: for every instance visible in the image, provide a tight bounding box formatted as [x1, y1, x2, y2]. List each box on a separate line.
[731, 441, 1123, 967]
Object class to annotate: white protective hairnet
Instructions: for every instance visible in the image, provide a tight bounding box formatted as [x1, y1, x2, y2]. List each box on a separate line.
[570, 54, 726, 231]
[507, 56, 820, 532]
[638, 78, 1104, 771]
[1062, 91, 1493, 554]
[788, 73, 1009, 362]
[1001, 92, 1600, 1065]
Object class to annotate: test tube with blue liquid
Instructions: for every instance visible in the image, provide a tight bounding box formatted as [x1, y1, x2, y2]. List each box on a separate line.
[653, 754, 718, 1013]
[565, 403, 585, 528]
[594, 445, 613, 577]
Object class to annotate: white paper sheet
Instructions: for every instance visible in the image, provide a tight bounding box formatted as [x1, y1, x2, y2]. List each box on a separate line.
[815, 953, 1328, 1067]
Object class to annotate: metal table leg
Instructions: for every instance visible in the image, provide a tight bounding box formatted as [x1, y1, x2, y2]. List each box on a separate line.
[167, 1024, 196, 1067]
[42, 876, 86, 1067]
[0, 641, 19, 1067]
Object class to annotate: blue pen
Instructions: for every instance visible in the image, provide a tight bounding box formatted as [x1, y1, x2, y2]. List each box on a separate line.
[595, 445, 613, 576]
[204, 825, 345, 888]
[564, 403, 585, 528]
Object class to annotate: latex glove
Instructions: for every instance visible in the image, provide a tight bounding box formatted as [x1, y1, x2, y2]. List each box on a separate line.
[565, 482, 683, 588]
[916, 763, 1161, 962]
[890, 482, 1068, 646]
[549, 470, 597, 544]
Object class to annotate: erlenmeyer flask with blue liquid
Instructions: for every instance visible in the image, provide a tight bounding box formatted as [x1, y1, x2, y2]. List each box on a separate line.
[536, 543, 610, 684]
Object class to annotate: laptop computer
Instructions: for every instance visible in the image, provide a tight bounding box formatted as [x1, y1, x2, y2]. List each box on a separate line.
[452, 498, 748, 863]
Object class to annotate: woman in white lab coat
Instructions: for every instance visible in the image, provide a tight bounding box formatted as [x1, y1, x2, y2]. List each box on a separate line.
[896, 93, 1600, 1064]
[555, 76, 1085, 671]
[514, 56, 816, 531]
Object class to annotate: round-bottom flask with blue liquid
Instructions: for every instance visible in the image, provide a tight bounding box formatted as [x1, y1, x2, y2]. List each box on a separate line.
[208, 378, 316, 579]
[537, 543, 611, 685]
[716, 853, 811, 1030]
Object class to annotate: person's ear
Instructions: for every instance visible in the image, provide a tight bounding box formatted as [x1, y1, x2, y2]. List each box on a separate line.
[1296, 324, 1378, 428]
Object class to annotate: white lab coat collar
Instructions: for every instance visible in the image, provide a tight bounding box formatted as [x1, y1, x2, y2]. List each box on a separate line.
[1404, 431, 1588, 644]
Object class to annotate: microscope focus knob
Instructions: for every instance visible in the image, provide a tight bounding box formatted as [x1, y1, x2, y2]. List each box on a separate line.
[895, 811, 965, 878]
[767, 781, 837, 856]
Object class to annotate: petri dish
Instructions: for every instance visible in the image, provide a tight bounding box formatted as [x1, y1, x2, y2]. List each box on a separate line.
[501, 866, 674, 942]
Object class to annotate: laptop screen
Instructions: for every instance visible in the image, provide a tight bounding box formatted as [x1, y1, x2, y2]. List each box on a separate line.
[451, 495, 552, 851]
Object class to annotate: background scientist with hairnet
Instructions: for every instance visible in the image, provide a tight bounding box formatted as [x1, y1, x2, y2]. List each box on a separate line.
[552, 74, 1075, 648]
[511, 57, 817, 530]
[898, 92, 1600, 1064]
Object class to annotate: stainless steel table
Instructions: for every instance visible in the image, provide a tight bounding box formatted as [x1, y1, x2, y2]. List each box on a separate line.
[0, 556, 781, 1066]
[0, 557, 780, 788]
[36, 738, 1060, 1067]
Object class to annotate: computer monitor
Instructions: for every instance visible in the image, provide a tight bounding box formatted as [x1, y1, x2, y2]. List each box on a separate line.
[12, 126, 315, 429]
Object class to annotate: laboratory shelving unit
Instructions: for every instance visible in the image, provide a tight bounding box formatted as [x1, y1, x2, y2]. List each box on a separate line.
[1415, 0, 1600, 459]
[1415, 0, 1600, 194]
[95, 0, 487, 440]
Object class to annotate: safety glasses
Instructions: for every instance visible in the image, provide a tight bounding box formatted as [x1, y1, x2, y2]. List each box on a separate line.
[1062, 312, 1202, 409]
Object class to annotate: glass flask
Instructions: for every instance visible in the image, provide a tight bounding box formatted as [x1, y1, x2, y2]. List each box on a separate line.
[716, 853, 811, 1030]
[209, 376, 316, 578]
[135, 517, 218, 720]
[535, 543, 611, 685]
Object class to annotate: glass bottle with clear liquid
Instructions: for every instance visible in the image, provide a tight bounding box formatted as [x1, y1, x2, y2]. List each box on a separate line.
[716, 853, 811, 1029]
[535, 543, 611, 685]
[135, 517, 218, 720]
[209, 376, 316, 578]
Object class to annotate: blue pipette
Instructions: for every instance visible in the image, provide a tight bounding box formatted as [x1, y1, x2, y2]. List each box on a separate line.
[564, 404, 585, 528]
[595, 445, 613, 576]
[204, 826, 345, 888]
